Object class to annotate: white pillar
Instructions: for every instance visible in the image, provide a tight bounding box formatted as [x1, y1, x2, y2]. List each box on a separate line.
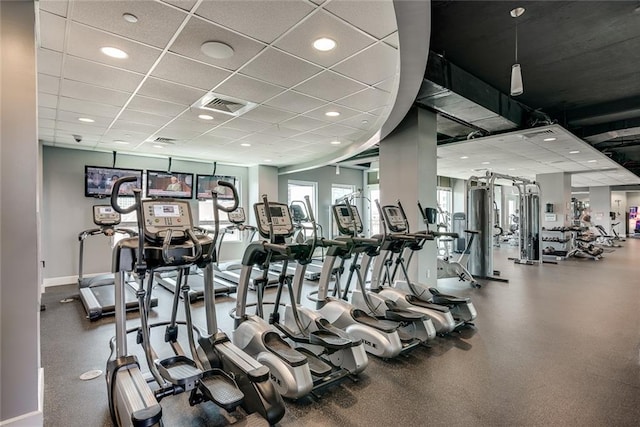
[589, 186, 611, 232]
[379, 108, 437, 285]
[536, 172, 571, 254]
[1, 0, 42, 424]
[248, 165, 279, 226]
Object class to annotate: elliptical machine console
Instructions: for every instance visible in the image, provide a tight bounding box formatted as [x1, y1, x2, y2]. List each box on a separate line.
[254, 202, 293, 238]
[228, 206, 247, 224]
[93, 205, 120, 226]
[332, 204, 363, 235]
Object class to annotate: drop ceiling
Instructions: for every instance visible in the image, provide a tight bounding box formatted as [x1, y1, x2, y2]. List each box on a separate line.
[36, 0, 402, 167]
[437, 125, 640, 187]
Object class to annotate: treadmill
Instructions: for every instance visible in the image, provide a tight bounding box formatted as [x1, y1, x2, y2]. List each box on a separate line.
[214, 207, 280, 291]
[78, 205, 158, 320]
[154, 228, 237, 301]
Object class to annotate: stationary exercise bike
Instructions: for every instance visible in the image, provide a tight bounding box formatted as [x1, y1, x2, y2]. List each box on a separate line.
[418, 203, 481, 288]
[106, 177, 283, 426]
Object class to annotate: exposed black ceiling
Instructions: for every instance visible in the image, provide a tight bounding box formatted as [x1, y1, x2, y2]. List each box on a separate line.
[418, 0, 640, 174]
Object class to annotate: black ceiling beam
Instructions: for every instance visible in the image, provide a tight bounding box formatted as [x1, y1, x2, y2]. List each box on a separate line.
[557, 97, 640, 127]
[572, 116, 640, 140]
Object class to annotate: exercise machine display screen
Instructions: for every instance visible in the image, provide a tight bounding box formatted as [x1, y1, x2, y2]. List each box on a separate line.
[93, 205, 120, 225]
[332, 204, 363, 235]
[142, 200, 193, 242]
[228, 207, 246, 224]
[254, 202, 293, 238]
[382, 206, 407, 233]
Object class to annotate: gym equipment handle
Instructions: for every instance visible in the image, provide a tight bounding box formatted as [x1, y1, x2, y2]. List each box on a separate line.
[262, 242, 290, 256]
[212, 180, 239, 213]
[109, 176, 139, 214]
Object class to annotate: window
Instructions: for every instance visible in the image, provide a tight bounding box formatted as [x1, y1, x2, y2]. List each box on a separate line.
[436, 187, 453, 230]
[287, 180, 317, 221]
[198, 177, 241, 242]
[369, 186, 381, 236]
[331, 184, 356, 237]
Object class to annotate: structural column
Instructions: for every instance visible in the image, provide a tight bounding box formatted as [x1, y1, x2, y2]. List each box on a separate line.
[379, 107, 437, 285]
[536, 172, 572, 254]
[589, 186, 611, 232]
[1, 0, 43, 424]
[248, 165, 279, 226]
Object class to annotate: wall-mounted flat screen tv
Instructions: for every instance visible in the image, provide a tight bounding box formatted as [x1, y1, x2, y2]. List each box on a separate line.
[196, 175, 237, 200]
[146, 170, 194, 199]
[85, 165, 143, 198]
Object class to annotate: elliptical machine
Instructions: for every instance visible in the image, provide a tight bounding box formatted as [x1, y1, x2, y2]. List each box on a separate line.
[365, 200, 477, 334]
[232, 195, 356, 399]
[105, 177, 283, 426]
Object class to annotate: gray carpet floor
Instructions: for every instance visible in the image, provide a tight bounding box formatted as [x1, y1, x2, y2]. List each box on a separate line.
[41, 241, 640, 426]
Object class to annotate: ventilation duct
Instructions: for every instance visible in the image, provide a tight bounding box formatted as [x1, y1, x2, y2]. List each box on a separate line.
[192, 92, 257, 117]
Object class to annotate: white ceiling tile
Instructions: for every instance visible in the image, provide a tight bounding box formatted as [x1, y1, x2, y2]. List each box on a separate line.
[157, 125, 205, 140]
[324, 0, 397, 40]
[60, 79, 130, 106]
[180, 108, 230, 126]
[383, 32, 399, 49]
[38, 74, 60, 95]
[62, 56, 144, 93]
[110, 120, 160, 135]
[38, 48, 63, 77]
[38, 92, 59, 109]
[313, 124, 359, 137]
[161, 0, 198, 11]
[240, 48, 322, 88]
[214, 74, 284, 104]
[274, 10, 375, 68]
[206, 127, 252, 140]
[257, 125, 301, 138]
[332, 42, 398, 86]
[195, 0, 314, 43]
[137, 77, 207, 106]
[190, 134, 234, 146]
[375, 76, 397, 93]
[334, 87, 390, 111]
[39, 118, 56, 129]
[118, 110, 173, 127]
[66, 22, 162, 74]
[151, 53, 231, 91]
[289, 132, 329, 144]
[294, 70, 367, 101]
[169, 16, 266, 71]
[280, 116, 327, 132]
[39, 107, 57, 120]
[264, 91, 326, 114]
[101, 129, 151, 144]
[165, 117, 219, 134]
[305, 103, 362, 121]
[240, 106, 297, 125]
[39, 0, 68, 17]
[127, 95, 186, 116]
[39, 11, 66, 52]
[55, 110, 113, 127]
[56, 120, 107, 135]
[220, 117, 270, 133]
[338, 112, 378, 130]
[58, 97, 122, 118]
[71, 0, 188, 49]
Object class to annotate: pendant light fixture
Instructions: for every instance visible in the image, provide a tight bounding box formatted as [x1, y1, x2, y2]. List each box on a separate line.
[510, 7, 525, 96]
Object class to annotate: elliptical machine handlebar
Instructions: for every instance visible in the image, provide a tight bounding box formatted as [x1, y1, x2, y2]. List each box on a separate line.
[262, 241, 291, 256]
[109, 176, 139, 214]
[209, 181, 240, 260]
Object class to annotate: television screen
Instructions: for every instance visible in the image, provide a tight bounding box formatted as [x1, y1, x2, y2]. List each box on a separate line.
[146, 170, 193, 199]
[85, 166, 143, 198]
[196, 175, 236, 200]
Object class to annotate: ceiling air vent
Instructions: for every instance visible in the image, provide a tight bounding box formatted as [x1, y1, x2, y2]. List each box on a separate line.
[521, 129, 556, 139]
[153, 137, 176, 145]
[192, 92, 257, 117]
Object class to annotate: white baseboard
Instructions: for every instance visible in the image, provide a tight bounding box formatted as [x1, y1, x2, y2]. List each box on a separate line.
[0, 369, 44, 426]
[43, 272, 109, 288]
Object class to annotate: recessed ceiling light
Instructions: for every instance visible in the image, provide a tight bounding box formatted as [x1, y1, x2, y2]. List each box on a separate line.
[508, 168, 516, 171]
[153, 145, 164, 149]
[264, 159, 272, 162]
[198, 114, 214, 120]
[240, 143, 251, 147]
[201, 41, 234, 59]
[460, 156, 469, 159]
[122, 13, 138, 23]
[313, 37, 336, 52]
[325, 111, 340, 117]
[330, 140, 341, 145]
[78, 117, 94, 123]
[482, 161, 491, 165]
[100, 46, 128, 59]
[114, 140, 129, 145]
[569, 150, 580, 154]
[587, 160, 597, 163]
[543, 137, 557, 142]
